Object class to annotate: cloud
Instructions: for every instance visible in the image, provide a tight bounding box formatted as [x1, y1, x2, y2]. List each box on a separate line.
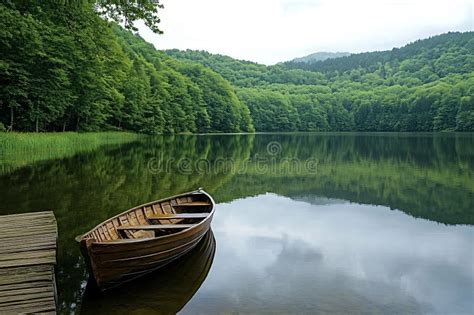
[138, 0, 474, 64]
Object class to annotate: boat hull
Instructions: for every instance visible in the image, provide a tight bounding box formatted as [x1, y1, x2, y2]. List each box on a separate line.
[80, 230, 216, 314]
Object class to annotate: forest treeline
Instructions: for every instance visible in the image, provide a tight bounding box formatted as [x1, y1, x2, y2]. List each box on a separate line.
[0, 0, 473, 133]
[166, 32, 474, 132]
[0, 1, 253, 133]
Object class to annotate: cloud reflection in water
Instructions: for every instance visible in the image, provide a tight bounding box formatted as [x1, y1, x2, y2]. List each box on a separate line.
[180, 193, 474, 314]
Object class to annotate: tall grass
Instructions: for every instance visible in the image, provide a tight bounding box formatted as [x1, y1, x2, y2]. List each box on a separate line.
[0, 132, 142, 175]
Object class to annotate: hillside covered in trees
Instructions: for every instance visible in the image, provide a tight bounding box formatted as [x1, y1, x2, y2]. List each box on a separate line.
[0, 0, 472, 133]
[166, 32, 474, 132]
[0, 1, 253, 133]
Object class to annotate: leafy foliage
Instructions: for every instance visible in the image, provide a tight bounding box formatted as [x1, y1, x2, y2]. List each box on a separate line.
[94, 0, 164, 34]
[0, 2, 252, 133]
[167, 32, 474, 132]
[0, 1, 472, 133]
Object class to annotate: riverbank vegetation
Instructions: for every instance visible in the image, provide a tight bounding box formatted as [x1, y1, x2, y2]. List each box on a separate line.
[0, 132, 139, 174]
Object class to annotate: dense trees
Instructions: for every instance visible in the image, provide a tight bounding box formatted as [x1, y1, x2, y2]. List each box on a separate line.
[0, 0, 472, 133]
[284, 32, 474, 75]
[168, 32, 474, 132]
[237, 89, 298, 132]
[0, 2, 252, 133]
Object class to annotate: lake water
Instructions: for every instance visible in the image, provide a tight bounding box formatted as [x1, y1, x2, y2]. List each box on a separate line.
[0, 133, 473, 314]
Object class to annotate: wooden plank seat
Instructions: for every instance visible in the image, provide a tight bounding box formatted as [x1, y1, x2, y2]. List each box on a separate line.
[116, 224, 194, 230]
[147, 213, 209, 220]
[172, 202, 211, 207]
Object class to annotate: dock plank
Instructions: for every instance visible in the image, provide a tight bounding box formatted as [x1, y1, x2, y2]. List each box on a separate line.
[0, 211, 58, 314]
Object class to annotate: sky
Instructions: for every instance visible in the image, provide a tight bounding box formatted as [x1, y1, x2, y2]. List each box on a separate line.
[138, 0, 474, 65]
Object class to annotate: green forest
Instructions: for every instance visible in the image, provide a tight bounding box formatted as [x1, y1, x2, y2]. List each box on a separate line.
[167, 32, 474, 132]
[0, 1, 253, 134]
[1, 1, 473, 133]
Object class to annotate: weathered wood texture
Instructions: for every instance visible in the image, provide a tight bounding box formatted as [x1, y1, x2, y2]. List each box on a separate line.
[116, 224, 195, 230]
[0, 211, 58, 314]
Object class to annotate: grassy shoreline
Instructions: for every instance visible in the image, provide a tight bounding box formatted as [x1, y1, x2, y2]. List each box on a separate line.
[0, 132, 140, 152]
[0, 132, 141, 175]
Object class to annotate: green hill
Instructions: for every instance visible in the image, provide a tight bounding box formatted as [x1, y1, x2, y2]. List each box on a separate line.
[165, 32, 474, 132]
[0, 0, 472, 134]
[284, 32, 474, 76]
[0, 2, 253, 133]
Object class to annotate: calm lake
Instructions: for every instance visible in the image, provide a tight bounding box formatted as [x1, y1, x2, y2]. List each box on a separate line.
[0, 133, 473, 314]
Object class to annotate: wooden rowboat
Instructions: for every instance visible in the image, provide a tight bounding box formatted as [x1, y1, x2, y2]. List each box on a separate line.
[76, 188, 215, 289]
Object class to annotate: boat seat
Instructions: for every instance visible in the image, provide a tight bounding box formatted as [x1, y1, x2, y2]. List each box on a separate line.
[172, 202, 211, 208]
[147, 213, 209, 220]
[116, 224, 194, 230]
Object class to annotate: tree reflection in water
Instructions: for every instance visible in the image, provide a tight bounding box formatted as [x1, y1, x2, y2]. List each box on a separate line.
[0, 133, 472, 313]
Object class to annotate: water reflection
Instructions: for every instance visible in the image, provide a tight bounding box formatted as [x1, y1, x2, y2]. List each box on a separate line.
[81, 230, 216, 314]
[181, 194, 474, 314]
[0, 133, 473, 313]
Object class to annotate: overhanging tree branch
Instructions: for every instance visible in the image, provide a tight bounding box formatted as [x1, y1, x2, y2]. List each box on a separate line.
[94, 0, 164, 33]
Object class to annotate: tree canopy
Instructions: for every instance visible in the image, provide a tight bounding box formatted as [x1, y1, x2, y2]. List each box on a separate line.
[167, 32, 474, 132]
[95, 0, 164, 34]
[0, 0, 472, 133]
[0, 1, 253, 133]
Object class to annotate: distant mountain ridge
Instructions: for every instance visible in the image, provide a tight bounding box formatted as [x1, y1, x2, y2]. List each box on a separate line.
[290, 52, 350, 64]
[284, 31, 474, 73]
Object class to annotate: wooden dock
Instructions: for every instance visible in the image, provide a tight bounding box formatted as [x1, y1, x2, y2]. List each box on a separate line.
[0, 211, 58, 314]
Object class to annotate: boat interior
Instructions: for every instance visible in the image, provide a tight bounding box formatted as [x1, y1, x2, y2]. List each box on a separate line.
[82, 193, 213, 242]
